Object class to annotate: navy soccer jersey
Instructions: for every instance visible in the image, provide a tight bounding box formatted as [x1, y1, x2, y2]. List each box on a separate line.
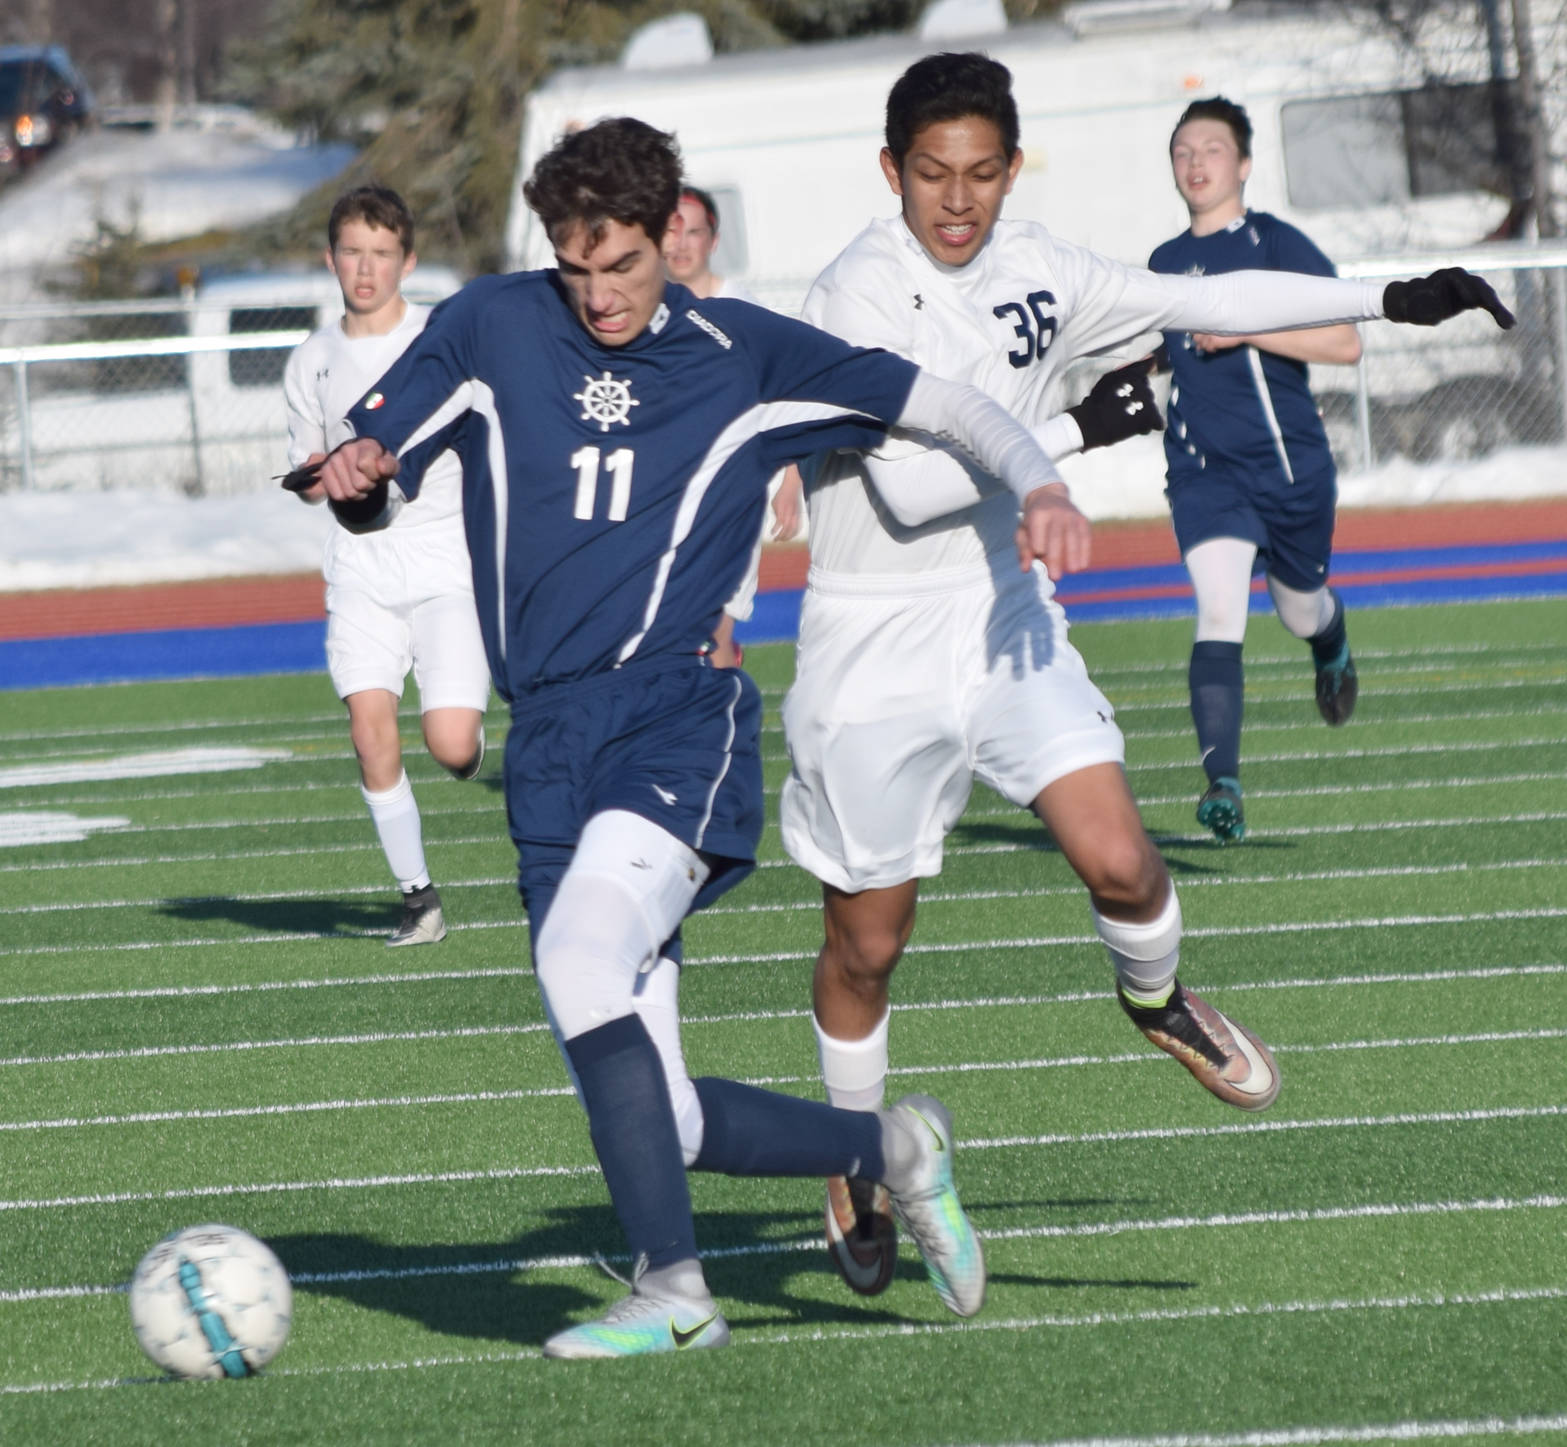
[345, 271, 916, 701]
[1149, 212, 1338, 488]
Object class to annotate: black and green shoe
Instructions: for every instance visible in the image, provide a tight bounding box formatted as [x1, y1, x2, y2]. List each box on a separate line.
[1196, 775, 1245, 843]
[1315, 650, 1359, 726]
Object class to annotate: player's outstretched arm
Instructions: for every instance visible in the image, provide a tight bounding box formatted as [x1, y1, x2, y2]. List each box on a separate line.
[1382, 268, 1515, 329]
[318, 439, 403, 533]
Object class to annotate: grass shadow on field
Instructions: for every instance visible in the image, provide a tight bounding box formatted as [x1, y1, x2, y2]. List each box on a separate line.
[156, 895, 402, 937]
[274, 1192, 1200, 1351]
[1157, 836, 1297, 864]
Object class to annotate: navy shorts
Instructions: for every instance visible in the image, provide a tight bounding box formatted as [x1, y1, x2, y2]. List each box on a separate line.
[1166, 463, 1337, 592]
[504, 655, 764, 940]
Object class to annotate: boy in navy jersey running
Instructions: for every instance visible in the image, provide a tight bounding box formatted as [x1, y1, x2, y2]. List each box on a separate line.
[1150, 97, 1364, 842]
[317, 116, 1100, 1358]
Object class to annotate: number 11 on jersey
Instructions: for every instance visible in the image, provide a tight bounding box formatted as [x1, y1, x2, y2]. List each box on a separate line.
[571, 445, 636, 521]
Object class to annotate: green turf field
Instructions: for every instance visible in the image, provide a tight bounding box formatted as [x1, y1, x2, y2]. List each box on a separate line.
[2, 598, 1564, 1446]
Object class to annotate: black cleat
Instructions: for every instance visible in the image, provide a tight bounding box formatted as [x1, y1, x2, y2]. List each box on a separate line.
[1315, 652, 1358, 726]
[1196, 776, 1245, 843]
[825, 1175, 899, 1296]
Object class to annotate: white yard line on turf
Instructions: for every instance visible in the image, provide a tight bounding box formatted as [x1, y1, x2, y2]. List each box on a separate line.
[19, 765, 1567, 847]
[951, 1410, 1567, 1447]
[0, 964, 534, 1007]
[0, 833, 510, 874]
[0, 999, 1561, 1089]
[13, 854, 1567, 919]
[0, 1021, 551, 1067]
[20, 731, 1567, 807]
[2, 958, 1562, 1032]
[0, 637, 1557, 749]
[3, 1086, 1561, 1157]
[3, 902, 1567, 965]
[9, 759, 1567, 862]
[1, 691, 1562, 770]
[2, 1202, 1562, 1302]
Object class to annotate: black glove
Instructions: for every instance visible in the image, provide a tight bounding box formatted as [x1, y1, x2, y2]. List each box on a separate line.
[274, 458, 324, 493]
[1068, 357, 1165, 452]
[1382, 267, 1515, 329]
[328, 478, 394, 533]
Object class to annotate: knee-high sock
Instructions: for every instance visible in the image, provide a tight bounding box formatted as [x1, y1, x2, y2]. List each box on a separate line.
[690, 1078, 885, 1181]
[1308, 590, 1349, 666]
[563, 1014, 698, 1271]
[813, 1008, 890, 1113]
[1188, 640, 1244, 784]
[1094, 888, 1182, 1006]
[361, 771, 430, 891]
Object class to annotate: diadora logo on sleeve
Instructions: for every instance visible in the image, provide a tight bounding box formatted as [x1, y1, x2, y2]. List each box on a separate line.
[574, 371, 640, 431]
[684, 309, 733, 350]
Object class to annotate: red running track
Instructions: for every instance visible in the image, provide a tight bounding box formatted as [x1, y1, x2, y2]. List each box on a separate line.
[2, 497, 1565, 643]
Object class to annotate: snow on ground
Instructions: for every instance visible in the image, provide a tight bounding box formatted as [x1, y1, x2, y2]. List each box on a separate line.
[0, 487, 335, 591]
[1055, 434, 1567, 518]
[0, 117, 355, 299]
[2, 444, 1564, 593]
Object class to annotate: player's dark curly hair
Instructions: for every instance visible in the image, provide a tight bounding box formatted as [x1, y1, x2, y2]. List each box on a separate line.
[328, 185, 414, 253]
[524, 117, 683, 250]
[885, 52, 1019, 165]
[1171, 96, 1252, 159]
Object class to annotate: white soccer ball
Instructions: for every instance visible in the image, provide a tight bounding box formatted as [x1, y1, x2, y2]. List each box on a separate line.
[128, 1224, 293, 1379]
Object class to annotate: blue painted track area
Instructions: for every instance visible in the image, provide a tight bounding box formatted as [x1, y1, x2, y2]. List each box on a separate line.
[3, 536, 1564, 690]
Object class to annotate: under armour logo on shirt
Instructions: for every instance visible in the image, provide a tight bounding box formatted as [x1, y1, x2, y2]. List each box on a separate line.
[913, 294, 924, 309]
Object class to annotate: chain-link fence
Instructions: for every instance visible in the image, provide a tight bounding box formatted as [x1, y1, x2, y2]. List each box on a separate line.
[0, 272, 460, 498]
[3, 244, 1566, 497]
[1318, 245, 1567, 472]
[0, 297, 319, 497]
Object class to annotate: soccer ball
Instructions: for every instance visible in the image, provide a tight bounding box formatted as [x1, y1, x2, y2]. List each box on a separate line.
[128, 1224, 292, 1379]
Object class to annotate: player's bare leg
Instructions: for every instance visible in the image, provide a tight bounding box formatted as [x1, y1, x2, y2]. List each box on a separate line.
[423, 705, 486, 781]
[1032, 762, 1278, 1109]
[812, 879, 919, 1294]
[346, 688, 445, 945]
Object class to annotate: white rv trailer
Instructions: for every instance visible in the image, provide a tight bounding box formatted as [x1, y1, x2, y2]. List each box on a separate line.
[503, 2, 1565, 501]
[505, 0, 1553, 313]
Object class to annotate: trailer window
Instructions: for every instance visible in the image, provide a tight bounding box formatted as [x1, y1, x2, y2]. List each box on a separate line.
[227, 306, 317, 387]
[1282, 81, 1511, 210]
[705, 184, 749, 282]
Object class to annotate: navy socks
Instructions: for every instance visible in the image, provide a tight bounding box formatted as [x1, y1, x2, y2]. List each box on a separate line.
[690, 1077, 885, 1180]
[564, 1014, 697, 1271]
[1189, 640, 1244, 784]
[1309, 591, 1349, 668]
[563, 1020, 892, 1271]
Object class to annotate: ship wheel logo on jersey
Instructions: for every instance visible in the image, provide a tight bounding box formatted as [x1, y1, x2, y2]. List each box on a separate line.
[574, 371, 641, 432]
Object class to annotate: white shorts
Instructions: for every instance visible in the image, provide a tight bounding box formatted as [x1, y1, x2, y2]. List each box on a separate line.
[779, 564, 1124, 893]
[324, 522, 490, 711]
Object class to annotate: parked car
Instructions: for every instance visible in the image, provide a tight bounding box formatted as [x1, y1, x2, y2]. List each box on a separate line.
[0, 45, 94, 175]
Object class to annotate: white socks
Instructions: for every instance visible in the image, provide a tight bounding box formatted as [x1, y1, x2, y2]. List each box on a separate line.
[361, 771, 430, 892]
[814, 1007, 890, 1113]
[1093, 888, 1183, 1007]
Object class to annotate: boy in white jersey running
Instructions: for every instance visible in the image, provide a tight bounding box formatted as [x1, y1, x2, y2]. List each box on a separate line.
[780, 52, 1515, 1293]
[284, 185, 490, 946]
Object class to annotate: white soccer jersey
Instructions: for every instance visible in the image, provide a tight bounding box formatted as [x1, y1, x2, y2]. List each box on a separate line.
[800, 215, 1381, 584]
[284, 302, 464, 533]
